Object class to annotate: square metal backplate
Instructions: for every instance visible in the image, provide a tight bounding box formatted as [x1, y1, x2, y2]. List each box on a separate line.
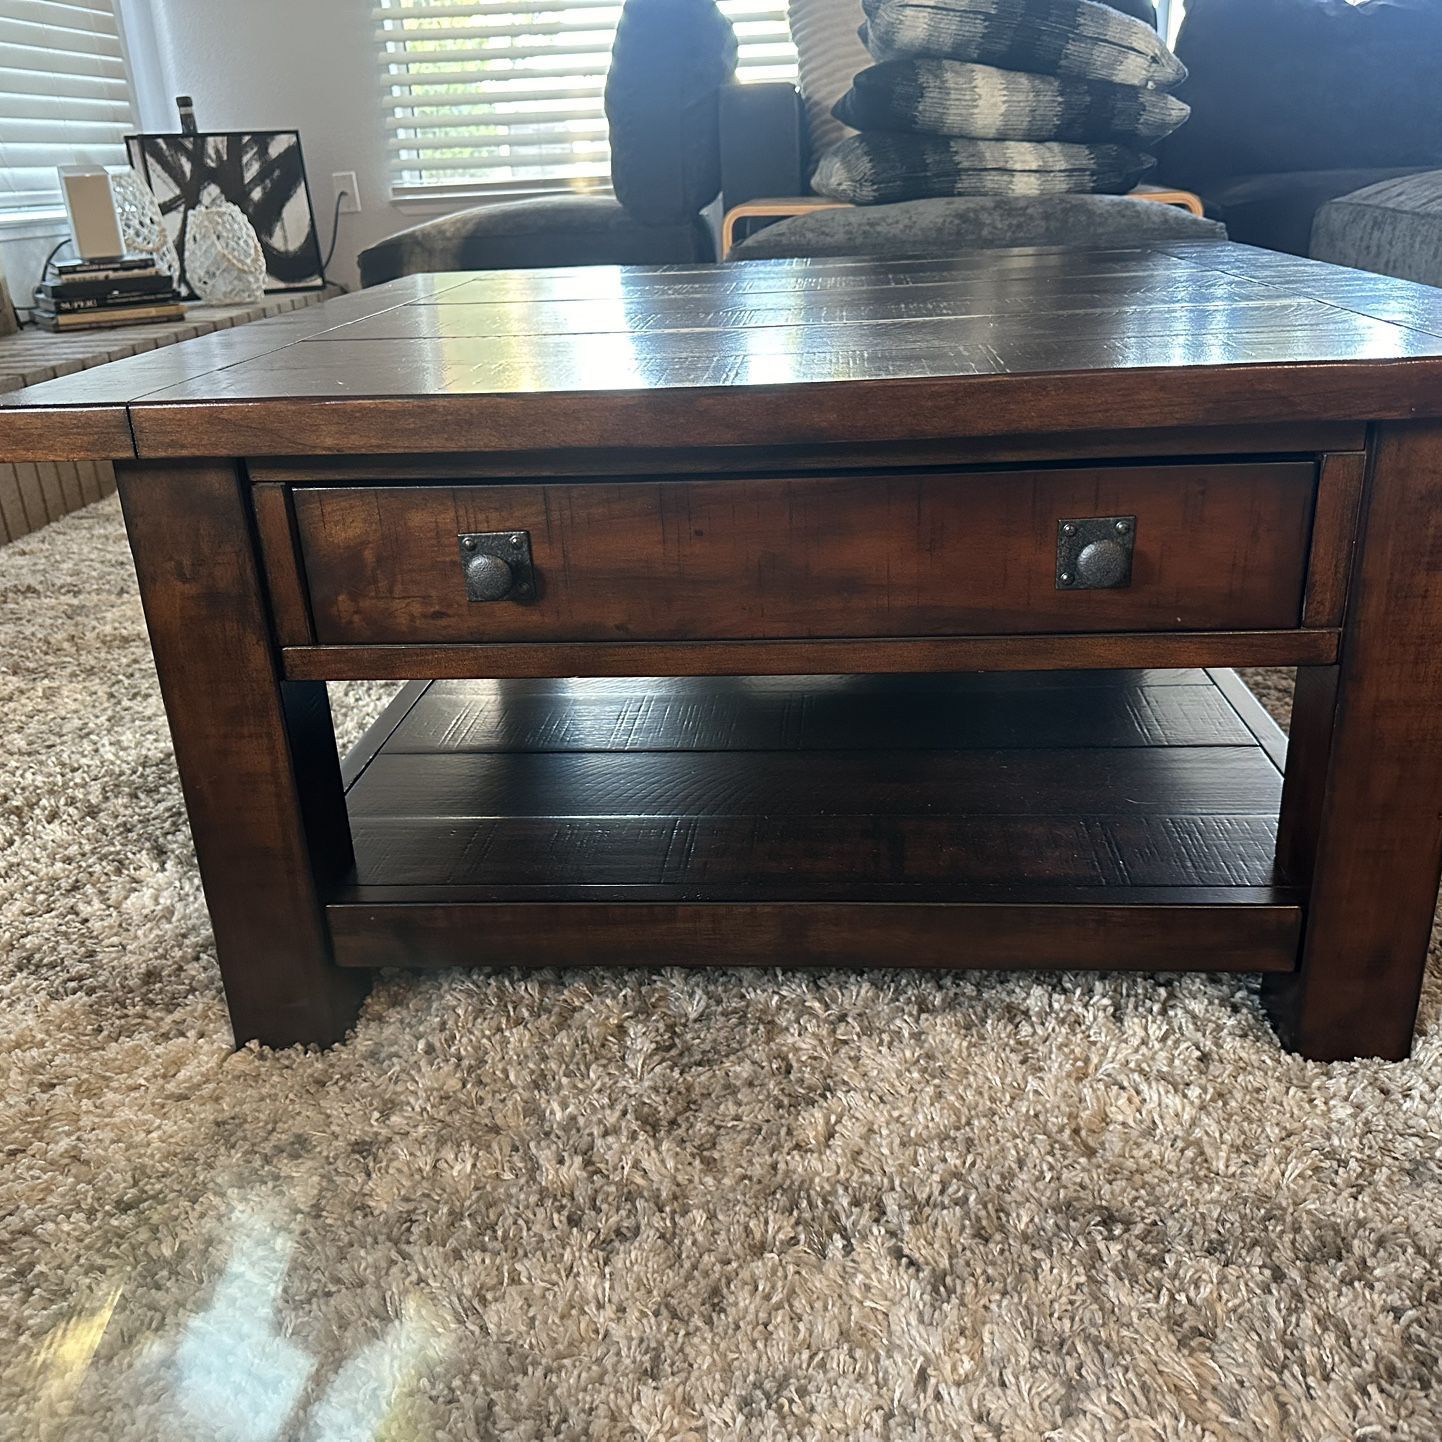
[458, 530, 536, 602]
[1056, 515, 1136, 590]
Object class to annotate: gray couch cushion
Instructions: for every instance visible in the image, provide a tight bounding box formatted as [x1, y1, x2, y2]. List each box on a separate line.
[357, 195, 713, 287]
[731, 194, 1224, 260]
[1310, 171, 1442, 288]
[1179, 167, 1429, 257]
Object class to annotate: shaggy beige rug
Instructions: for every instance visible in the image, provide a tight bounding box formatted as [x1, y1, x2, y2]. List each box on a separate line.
[3, 497, 1441, 1442]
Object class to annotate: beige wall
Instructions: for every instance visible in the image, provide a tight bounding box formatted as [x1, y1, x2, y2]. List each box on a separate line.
[128, 0, 477, 290]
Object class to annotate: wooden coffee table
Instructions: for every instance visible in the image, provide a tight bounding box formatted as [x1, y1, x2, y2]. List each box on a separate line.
[6, 242, 1442, 1061]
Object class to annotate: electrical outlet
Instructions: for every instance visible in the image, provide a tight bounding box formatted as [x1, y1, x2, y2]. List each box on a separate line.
[332, 172, 360, 213]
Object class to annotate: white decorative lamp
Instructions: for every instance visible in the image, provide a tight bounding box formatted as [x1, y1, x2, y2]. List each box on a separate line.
[58, 165, 125, 261]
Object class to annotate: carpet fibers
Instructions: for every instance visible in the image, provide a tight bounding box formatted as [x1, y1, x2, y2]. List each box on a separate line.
[3, 498, 1442, 1441]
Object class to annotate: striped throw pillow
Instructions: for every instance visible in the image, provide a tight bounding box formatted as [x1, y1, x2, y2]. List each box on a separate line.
[861, 0, 1186, 90]
[834, 59, 1190, 144]
[812, 132, 1155, 204]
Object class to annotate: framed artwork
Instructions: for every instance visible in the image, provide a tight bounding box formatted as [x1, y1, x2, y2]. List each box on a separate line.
[125, 130, 325, 294]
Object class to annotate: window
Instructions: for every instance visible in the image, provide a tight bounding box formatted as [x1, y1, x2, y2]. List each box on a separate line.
[0, 0, 136, 219]
[375, 1, 799, 200]
[1156, 0, 1185, 45]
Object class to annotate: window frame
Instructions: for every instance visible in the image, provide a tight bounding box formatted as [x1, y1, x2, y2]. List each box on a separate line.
[375, 0, 799, 205]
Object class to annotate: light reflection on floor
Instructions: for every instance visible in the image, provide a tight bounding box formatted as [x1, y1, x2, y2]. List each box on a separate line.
[16, 1207, 450, 1441]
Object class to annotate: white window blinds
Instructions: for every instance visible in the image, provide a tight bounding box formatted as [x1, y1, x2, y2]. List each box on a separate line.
[376, 1, 799, 199]
[0, 0, 135, 216]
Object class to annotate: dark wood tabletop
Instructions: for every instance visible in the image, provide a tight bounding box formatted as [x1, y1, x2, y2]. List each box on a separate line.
[6, 241, 1442, 462]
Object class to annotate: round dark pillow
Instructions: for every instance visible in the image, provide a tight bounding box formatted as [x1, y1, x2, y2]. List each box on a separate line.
[605, 0, 738, 226]
[1160, 0, 1442, 189]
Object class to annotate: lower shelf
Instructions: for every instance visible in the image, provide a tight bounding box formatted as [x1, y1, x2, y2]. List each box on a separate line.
[329, 668, 1300, 974]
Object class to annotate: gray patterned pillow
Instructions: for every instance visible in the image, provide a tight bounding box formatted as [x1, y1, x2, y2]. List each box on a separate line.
[834, 60, 1190, 144]
[813, 132, 1154, 204]
[861, 0, 1186, 90]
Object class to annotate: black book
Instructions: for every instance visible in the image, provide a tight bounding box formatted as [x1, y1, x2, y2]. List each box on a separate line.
[32, 301, 187, 332]
[50, 264, 162, 287]
[55, 254, 158, 275]
[36, 291, 180, 317]
[39, 274, 176, 304]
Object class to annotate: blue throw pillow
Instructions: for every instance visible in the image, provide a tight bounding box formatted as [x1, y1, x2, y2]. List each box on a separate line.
[1160, 0, 1442, 188]
[605, 0, 739, 225]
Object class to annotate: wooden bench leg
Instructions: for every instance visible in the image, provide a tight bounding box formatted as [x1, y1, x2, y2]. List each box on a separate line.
[117, 459, 368, 1048]
[1265, 423, 1442, 1060]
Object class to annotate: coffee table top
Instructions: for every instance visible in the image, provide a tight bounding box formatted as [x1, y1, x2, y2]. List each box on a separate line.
[6, 241, 1442, 462]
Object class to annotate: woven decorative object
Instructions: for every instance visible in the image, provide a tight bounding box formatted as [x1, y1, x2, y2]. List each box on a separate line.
[183, 202, 265, 304]
[110, 169, 180, 280]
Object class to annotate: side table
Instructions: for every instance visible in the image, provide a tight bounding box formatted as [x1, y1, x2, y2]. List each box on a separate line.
[0, 289, 339, 545]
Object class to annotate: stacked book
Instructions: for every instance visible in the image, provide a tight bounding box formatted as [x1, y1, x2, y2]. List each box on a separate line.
[32, 255, 185, 332]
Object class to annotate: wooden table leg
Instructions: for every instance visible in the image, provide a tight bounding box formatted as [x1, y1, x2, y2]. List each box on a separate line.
[1266, 422, 1442, 1060]
[117, 459, 368, 1048]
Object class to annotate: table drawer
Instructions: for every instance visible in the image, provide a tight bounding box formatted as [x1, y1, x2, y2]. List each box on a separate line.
[290, 463, 1315, 645]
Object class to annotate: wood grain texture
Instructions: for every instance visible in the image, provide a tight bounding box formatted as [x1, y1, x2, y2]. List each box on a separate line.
[1302, 452, 1367, 628]
[0, 463, 26, 542]
[346, 747, 1282, 822]
[121, 365, 1442, 460]
[1274, 665, 1339, 889]
[332, 671, 1292, 957]
[1265, 423, 1442, 1060]
[0, 405, 134, 462]
[39, 248, 1441, 1057]
[248, 421, 1367, 482]
[292, 464, 1315, 645]
[251, 482, 315, 646]
[116, 458, 367, 1047]
[327, 901, 1301, 974]
[1206, 666, 1288, 772]
[281, 629, 1341, 683]
[6, 246, 1442, 461]
[380, 673, 1256, 754]
[339, 680, 430, 789]
[12, 459, 63, 531]
[1156, 241, 1442, 339]
[341, 814, 1286, 899]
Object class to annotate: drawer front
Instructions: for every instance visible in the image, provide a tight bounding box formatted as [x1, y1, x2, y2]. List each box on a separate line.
[291, 463, 1315, 645]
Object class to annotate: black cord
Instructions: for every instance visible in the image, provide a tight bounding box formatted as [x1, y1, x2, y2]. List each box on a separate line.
[10, 239, 72, 327]
[40, 238, 72, 278]
[320, 189, 348, 276]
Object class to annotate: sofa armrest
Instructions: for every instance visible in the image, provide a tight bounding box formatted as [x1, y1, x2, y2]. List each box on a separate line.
[719, 82, 808, 210]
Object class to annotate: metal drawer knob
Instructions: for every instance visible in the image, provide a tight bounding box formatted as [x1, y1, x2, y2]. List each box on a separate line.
[1075, 537, 1128, 588]
[464, 550, 515, 601]
[1056, 515, 1135, 590]
[458, 530, 535, 603]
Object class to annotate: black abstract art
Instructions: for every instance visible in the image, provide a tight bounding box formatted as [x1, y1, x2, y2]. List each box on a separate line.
[126, 131, 325, 294]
